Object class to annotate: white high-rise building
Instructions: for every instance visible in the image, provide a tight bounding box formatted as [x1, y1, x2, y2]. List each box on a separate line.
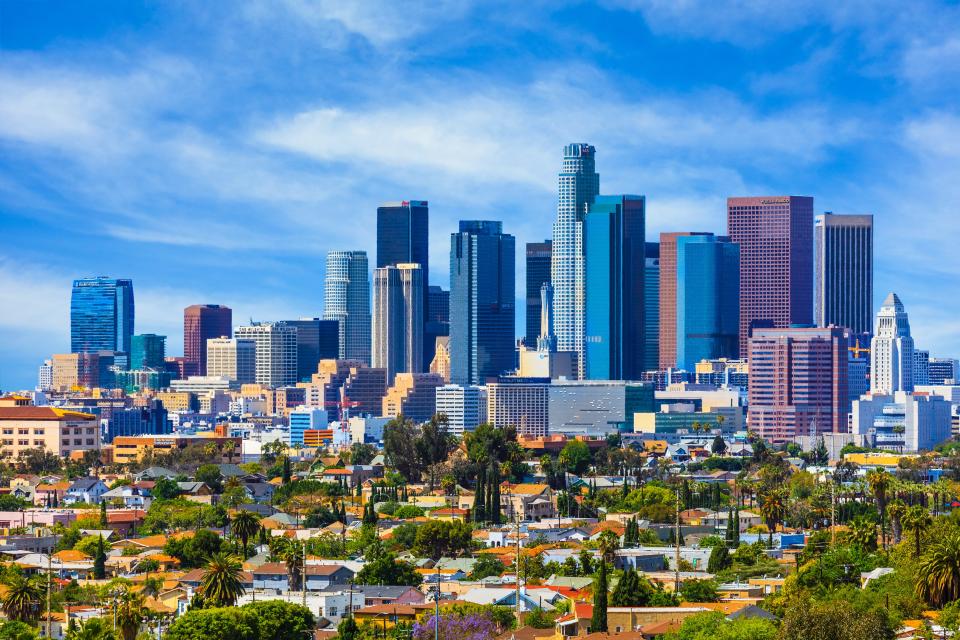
[551, 143, 599, 379]
[870, 292, 914, 394]
[37, 360, 53, 391]
[435, 384, 487, 436]
[323, 250, 371, 364]
[206, 337, 256, 384]
[235, 322, 298, 388]
[372, 263, 423, 383]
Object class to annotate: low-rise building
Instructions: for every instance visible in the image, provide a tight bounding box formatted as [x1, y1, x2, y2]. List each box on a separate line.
[0, 406, 100, 458]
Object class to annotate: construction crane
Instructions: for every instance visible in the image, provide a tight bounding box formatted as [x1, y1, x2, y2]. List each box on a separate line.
[849, 338, 870, 359]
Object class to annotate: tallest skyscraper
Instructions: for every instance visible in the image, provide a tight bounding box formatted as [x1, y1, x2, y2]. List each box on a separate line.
[551, 143, 599, 379]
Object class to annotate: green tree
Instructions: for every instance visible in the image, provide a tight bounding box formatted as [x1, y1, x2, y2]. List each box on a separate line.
[778, 597, 893, 640]
[200, 552, 246, 607]
[711, 435, 727, 456]
[336, 615, 358, 640]
[865, 469, 891, 550]
[589, 559, 607, 632]
[678, 578, 719, 602]
[0, 621, 39, 640]
[196, 464, 223, 493]
[706, 545, 730, 573]
[469, 555, 505, 581]
[847, 516, 879, 553]
[354, 542, 422, 587]
[0, 574, 42, 623]
[416, 414, 456, 490]
[152, 477, 181, 500]
[559, 440, 591, 476]
[93, 535, 107, 580]
[412, 520, 473, 560]
[65, 617, 114, 640]
[383, 416, 423, 482]
[230, 511, 262, 558]
[166, 606, 256, 640]
[610, 568, 647, 606]
[99, 501, 108, 528]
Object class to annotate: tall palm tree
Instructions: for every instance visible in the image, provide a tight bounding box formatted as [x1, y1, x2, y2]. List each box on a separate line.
[115, 591, 146, 640]
[916, 529, 960, 608]
[902, 505, 933, 558]
[887, 499, 907, 543]
[597, 530, 620, 563]
[200, 552, 246, 607]
[758, 489, 786, 547]
[231, 510, 262, 558]
[0, 573, 42, 622]
[866, 469, 891, 550]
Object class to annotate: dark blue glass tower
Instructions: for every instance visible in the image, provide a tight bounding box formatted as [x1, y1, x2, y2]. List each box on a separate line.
[71, 277, 135, 355]
[449, 221, 515, 385]
[584, 195, 646, 380]
[675, 235, 740, 370]
[377, 201, 431, 363]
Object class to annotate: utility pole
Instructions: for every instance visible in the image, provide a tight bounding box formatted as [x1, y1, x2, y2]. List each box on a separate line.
[831, 479, 837, 547]
[674, 486, 681, 594]
[302, 540, 307, 610]
[45, 548, 52, 639]
[514, 498, 521, 628]
[434, 564, 440, 640]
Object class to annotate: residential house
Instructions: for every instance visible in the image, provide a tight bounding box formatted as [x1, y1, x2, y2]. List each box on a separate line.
[500, 484, 556, 522]
[63, 478, 109, 505]
[100, 486, 151, 509]
[353, 585, 425, 607]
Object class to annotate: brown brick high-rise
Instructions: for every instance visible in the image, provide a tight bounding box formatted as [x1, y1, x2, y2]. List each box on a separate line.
[183, 304, 232, 377]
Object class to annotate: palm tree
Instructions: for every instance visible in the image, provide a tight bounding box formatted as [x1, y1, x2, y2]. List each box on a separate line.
[597, 529, 621, 563]
[902, 505, 933, 558]
[200, 552, 246, 607]
[115, 591, 146, 640]
[917, 529, 960, 607]
[66, 617, 116, 640]
[758, 489, 786, 546]
[0, 573, 42, 622]
[866, 469, 891, 550]
[887, 499, 907, 543]
[231, 510, 262, 558]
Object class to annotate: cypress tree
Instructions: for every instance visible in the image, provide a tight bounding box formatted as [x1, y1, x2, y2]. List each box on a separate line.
[733, 509, 741, 546]
[93, 535, 106, 579]
[99, 501, 108, 528]
[725, 507, 735, 546]
[490, 464, 501, 525]
[590, 559, 608, 632]
[621, 478, 630, 500]
[611, 568, 644, 606]
[474, 472, 486, 523]
[282, 456, 292, 484]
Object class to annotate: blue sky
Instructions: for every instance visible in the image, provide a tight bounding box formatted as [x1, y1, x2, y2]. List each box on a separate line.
[2, 0, 960, 390]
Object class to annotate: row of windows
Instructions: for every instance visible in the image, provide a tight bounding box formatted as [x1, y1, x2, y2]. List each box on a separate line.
[2, 428, 45, 435]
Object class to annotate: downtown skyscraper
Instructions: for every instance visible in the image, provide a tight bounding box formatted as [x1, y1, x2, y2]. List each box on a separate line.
[376, 201, 431, 362]
[449, 221, 515, 385]
[525, 240, 552, 346]
[551, 143, 599, 379]
[372, 263, 424, 383]
[183, 304, 232, 377]
[71, 277, 135, 356]
[728, 196, 814, 354]
[814, 213, 874, 335]
[660, 234, 739, 371]
[583, 195, 646, 380]
[323, 250, 371, 364]
[871, 292, 914, 394]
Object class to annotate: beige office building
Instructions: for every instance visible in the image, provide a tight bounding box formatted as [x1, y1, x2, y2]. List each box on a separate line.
[0, 407, 100, 457]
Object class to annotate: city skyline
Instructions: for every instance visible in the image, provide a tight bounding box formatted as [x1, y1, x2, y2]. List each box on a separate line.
[3, 2, 960, 389]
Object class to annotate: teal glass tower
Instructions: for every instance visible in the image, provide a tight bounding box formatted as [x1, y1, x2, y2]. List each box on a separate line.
[449, 221, 515, 385]
[130, 334, 166, 370]
[71, 277, 135, 355]
[675, 235, 740, 370]
[584, 195, 646, 380]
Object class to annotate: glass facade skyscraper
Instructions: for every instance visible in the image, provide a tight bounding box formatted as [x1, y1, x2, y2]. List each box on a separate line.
[644, 242, 660, 372]
[552, 144, 599, 379]
[377, 201, 430, 362]
[130, 334, 166, 370]
[814, 213, 873, 335]
[285, 318, 340, 381]
[323, 250, 371, 364]
[449, 221, 515, 385]
[71, 277, 135, 355]
[675, 235, 740, 371]
[525, 240, 552, 346]
[583, 195, 646, 380]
